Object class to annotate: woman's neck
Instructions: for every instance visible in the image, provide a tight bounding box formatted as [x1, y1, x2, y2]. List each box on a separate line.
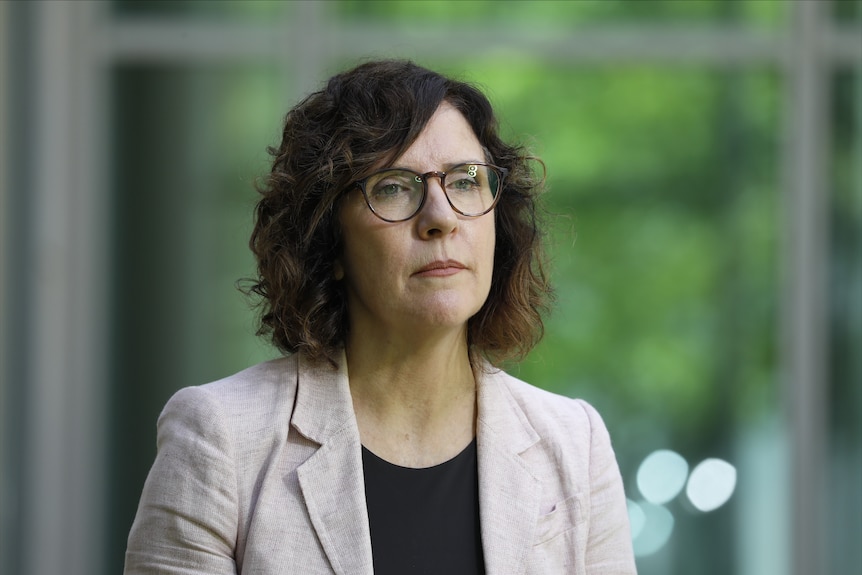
[344, 330, 478, 468]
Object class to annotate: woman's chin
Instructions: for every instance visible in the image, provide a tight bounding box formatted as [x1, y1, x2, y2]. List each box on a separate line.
[402, 297, 482, 332]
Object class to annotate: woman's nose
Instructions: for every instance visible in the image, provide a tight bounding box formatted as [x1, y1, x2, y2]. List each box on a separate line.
[416, 177, 458, 238]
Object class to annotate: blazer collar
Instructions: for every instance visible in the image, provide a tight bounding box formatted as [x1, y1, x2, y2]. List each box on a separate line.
[476, 366, 542, 575]
[292, 351, 375, 575]
[291, 351, 355, 444]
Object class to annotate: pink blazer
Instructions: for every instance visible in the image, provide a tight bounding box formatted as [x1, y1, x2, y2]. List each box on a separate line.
[124, 352, 636, 574]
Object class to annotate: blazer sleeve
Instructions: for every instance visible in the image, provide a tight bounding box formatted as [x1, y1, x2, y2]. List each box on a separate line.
[124, 386, 239, 574]
[578, 400, 638, 574]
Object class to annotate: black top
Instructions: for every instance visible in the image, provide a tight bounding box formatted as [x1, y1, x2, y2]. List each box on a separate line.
[361, 438, 485, 575]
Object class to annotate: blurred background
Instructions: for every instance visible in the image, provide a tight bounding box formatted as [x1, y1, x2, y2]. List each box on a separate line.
[1, 1, 859, 574]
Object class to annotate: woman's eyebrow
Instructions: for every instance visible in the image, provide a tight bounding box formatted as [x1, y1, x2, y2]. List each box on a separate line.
[387, 159, 487, 172]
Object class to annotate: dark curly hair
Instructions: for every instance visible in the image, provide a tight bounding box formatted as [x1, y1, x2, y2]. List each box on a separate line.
[248, 59, 552, 367]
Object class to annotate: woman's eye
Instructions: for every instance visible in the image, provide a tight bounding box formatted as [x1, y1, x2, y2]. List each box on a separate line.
[370, 175, 417, 201]
[374, 183, 403, 196]
[449, 177, 481, 192]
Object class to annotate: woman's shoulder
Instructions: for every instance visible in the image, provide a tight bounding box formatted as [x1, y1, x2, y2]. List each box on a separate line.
[199, 354, 298, 401]
[159, 355, 300, 439]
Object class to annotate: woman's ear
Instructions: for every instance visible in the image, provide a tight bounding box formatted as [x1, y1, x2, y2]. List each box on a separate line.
[333, 259, 344, 281]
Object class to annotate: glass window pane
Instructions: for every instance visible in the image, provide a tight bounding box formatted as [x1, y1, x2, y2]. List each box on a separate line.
[111, 0, 285, 20]
[402, 58, 784, 575]
[106, 65, 282, 573]
[828, 70, 862, 575]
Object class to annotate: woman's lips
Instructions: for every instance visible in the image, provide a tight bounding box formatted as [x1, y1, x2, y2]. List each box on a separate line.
[413, 260, 467, 277]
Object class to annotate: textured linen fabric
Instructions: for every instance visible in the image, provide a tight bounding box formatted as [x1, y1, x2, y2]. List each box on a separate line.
[124, 352, 637, 574]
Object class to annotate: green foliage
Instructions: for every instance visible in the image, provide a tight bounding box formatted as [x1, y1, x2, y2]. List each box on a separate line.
[335, 0, 785, 26]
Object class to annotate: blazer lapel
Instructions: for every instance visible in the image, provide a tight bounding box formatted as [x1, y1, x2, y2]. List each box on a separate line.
[477, 367, 542, 575]
[292, 353, 374, 575]
[287, 356, 543, 575]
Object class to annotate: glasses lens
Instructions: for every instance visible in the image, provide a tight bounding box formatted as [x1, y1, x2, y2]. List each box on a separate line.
[364, 169, 424, 220]
[445, 164, 500, 216]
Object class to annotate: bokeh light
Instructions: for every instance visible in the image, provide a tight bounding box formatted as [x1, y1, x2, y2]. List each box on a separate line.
[631, 500, 675, 557]
[636, 449, 689, 505]
[686, 458, 737, 512]
[627, 498, 647, 540]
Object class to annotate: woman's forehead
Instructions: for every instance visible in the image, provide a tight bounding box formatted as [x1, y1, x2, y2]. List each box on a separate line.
[389, 103, 483, 171]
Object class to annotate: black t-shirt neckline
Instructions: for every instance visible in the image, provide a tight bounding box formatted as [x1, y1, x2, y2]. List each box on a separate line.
[361, 438, 485, 575]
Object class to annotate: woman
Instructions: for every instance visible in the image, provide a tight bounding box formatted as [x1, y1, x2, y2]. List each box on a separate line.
[125, 60, 636, 574]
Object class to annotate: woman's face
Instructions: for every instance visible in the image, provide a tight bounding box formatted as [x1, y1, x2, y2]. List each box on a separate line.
[336, 101, 496, 341]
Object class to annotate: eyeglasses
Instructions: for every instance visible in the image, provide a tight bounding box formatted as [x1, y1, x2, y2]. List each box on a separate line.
[352, 162, 507, 223]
